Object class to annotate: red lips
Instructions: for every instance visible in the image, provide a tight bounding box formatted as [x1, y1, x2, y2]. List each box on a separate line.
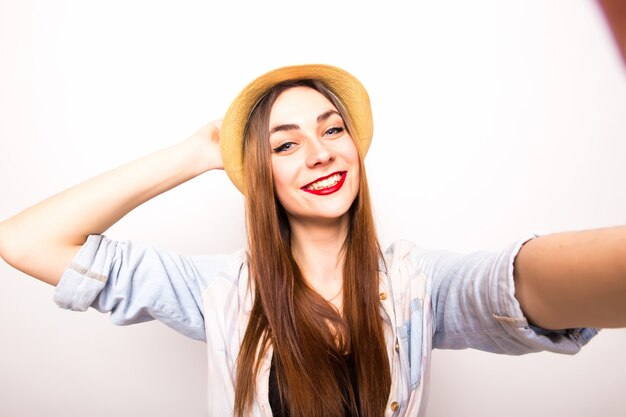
[301, 171, 347, 196]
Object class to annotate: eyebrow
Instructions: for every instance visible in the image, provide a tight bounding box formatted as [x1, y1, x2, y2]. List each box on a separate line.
[269, 110, 342, 135]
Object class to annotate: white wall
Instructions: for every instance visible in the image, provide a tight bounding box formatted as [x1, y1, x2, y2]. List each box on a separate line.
[1, 1, 625, 416]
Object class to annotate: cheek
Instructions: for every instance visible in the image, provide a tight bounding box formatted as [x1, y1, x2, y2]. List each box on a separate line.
[271, 159, 295, 203]
[338, 134, 359, 162]
[345, 143, 361, 194]
[343, 141, 360, 175]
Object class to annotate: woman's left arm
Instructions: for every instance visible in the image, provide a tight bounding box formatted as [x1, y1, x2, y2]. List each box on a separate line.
[514, 226, 626, 330]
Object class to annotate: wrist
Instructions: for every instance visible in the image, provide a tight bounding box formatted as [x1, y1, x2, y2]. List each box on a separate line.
[182, 132, 222, 174]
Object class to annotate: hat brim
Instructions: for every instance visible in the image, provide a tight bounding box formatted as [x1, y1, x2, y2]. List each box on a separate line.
[220, 64, 373, 194]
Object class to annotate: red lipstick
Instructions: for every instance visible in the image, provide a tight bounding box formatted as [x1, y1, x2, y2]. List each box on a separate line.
[301, 171, 347, 196]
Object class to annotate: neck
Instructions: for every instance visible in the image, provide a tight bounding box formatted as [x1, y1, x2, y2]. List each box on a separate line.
[289, 214, 349, 303]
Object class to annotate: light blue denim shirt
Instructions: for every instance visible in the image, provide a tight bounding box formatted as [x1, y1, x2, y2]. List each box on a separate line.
[53, 235, 598, 416]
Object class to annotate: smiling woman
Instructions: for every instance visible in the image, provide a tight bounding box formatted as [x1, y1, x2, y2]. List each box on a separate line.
[2, 1, 626, 416]
[1, 59, 624, 417]
[235, 76, 384, 417]
[268, 86, 360, 221]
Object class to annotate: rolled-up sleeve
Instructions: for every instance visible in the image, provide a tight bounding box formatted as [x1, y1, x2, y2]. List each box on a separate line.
[53, 235, 211, 341]
[412, 236, 599, 355]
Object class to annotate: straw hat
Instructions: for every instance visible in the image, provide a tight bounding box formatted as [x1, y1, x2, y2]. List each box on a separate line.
[220, 64, 373, 194]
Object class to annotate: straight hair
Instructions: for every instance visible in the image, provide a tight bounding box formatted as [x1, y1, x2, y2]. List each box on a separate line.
[234, 79, 390, 417]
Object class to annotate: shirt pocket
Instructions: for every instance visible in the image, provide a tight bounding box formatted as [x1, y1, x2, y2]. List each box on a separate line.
[398, 297, 424, 390]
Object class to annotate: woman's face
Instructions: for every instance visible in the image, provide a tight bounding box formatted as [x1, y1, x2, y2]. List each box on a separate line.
[268, 86, 360, 224]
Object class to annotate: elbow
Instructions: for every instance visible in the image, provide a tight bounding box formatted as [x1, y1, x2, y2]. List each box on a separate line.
[0, 219, 82, 286]
[0, 221, 75, 285]
[0, 221, 22, 268]
[0, 222, 10, 263]
[0, 221, 36, 271]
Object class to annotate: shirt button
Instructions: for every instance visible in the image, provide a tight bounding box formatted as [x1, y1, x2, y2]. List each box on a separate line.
[390, 401, 400, 412]
[379, 292, 388, 301]
[395, 340, 400, 352]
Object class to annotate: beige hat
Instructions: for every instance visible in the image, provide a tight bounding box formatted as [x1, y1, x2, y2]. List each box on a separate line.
[220, 64, 373, 194]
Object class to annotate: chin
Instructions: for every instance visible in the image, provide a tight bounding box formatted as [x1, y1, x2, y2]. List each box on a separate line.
[280, 191, 357, 224]
[312, 205, 353, 222]
[286, 206, 352, 225]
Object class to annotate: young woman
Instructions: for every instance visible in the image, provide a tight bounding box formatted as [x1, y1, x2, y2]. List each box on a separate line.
[0, 64, 624, 417]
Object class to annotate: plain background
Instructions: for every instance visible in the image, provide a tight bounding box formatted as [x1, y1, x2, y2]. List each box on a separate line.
[1, 0, 626, 416]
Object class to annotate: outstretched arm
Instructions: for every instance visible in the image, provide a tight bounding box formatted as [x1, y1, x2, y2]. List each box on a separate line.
[514, 226, 626, 329]
[513, 2, 626, 331]
[0, 121, 223, 286]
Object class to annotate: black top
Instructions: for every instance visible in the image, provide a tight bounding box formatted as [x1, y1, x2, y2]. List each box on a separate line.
[268, 353, 361, 417]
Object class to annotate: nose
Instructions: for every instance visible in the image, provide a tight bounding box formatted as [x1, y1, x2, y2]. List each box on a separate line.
[305, 137, 335, 168]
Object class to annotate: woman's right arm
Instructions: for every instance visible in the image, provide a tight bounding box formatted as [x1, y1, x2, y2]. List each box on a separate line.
[0, 120, 223, 286]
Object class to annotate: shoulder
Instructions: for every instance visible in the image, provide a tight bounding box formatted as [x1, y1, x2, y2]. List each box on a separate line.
[382, 240, 430, 300]
[384, 239, 422, 260]
[191, 248, 247, 279]
[382, 239, 431, 274]
[189, 248, 248, 295]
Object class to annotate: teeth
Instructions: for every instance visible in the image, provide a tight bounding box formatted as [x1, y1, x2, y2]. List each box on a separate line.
[305, 173, 342, 190]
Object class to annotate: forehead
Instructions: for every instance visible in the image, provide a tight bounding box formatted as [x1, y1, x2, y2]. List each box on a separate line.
[269, 86, 339, 124]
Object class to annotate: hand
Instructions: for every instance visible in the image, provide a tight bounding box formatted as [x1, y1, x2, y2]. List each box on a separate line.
[191, 119, 224, 172]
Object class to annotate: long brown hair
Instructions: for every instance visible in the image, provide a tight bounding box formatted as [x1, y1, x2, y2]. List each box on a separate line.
[234, 79, 390, 417]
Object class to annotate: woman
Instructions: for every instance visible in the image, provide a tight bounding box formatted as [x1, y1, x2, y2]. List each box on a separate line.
[0, 64, 623, 417]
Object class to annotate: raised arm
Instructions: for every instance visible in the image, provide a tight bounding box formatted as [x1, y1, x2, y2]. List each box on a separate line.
[0, 121, 223, 286]
[514, 226, 626, 330]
